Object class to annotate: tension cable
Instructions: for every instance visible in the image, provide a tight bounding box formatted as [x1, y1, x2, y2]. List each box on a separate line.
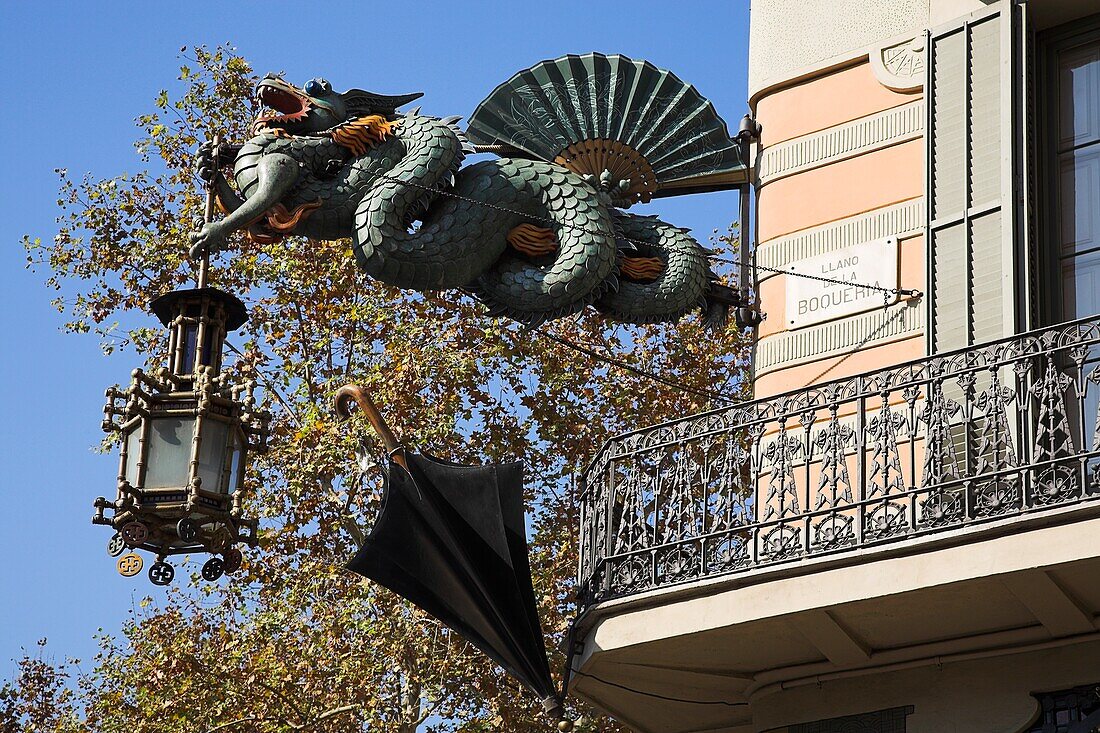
[709, 256, 923, 304]
[381, 172, 919, 301]
[571, 670, 749, 708]
[534, 329, 737, 404]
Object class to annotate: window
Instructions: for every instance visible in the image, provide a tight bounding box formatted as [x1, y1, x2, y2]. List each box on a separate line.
[1036, 14, 1100, 462]
[1039, 16, 1100, 324]
[1026, 683, 1100, 733]
[928, 6, 1100, 347]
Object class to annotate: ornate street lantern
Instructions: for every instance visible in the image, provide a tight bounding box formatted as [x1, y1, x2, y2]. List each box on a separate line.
[93, 287, 270, 585]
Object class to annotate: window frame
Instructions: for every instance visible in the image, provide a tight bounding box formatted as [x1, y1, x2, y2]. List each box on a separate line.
[1034, 12, 1100, 327]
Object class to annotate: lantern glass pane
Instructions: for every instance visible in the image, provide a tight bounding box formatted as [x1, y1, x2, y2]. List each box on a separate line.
[182, 324, 198, 372]
[196, 418, 229, 493]
[124, 427, 141, 486]
[225, 431, 243, 494]
[201, 327, 216, 367]
[145, 417, 195, 489]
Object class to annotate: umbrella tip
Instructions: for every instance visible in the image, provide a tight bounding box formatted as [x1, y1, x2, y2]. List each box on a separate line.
[541, 696, 575, 731]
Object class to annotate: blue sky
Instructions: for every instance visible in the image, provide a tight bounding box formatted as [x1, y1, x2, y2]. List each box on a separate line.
[0, 0, 749, 680]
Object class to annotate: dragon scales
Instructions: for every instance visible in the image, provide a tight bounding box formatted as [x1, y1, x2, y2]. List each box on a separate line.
[189, 73, 739, 327]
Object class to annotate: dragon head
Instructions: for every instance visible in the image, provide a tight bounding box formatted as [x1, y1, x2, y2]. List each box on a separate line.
[253, 74, 424, 135]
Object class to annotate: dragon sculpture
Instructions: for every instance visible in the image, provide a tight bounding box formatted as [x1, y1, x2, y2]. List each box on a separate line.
[190, 54, 746, 327]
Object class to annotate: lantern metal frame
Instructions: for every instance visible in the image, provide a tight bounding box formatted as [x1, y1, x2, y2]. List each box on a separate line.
[93, 287, 270, 584]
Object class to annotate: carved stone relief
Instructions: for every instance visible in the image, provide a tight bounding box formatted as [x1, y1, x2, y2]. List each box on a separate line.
[870, 34, 927, 92]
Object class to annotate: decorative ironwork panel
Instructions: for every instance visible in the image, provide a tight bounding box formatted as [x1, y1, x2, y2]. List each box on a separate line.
[577, 317, 1100, 607]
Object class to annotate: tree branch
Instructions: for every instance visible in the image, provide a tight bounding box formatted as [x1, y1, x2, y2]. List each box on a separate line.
[295, 704, 359, 731]
[252, 677, 310, 725]
[201, 704, 357, 733]
[203, 715, 286, 733]
[320, 474, 365, 546]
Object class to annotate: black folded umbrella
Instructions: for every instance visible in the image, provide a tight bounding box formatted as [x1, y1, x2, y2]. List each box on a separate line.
[346, 450, 561, 716]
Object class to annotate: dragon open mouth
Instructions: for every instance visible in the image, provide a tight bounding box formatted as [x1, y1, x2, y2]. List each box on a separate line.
[254, 80, 312, 128]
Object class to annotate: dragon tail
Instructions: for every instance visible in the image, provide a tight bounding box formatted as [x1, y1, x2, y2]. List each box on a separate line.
[701, 282, 742, 332]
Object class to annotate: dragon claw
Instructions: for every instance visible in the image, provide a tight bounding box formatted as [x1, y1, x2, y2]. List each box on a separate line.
[189, 222, 227, 258]
[193, 141, 238, 182]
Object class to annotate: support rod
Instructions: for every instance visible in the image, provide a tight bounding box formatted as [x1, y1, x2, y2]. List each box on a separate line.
[736, 114, 759, 301]
[197, 134, 220, 289]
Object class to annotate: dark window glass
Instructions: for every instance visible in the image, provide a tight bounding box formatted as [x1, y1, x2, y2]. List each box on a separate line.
[1051, 29, 1100, 321]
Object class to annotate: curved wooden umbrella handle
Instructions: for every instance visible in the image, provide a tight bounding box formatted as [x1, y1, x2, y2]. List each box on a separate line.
[335, 384, 408, 469]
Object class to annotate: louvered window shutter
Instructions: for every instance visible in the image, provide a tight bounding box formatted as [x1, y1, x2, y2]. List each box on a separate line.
[928, 2, 1022, 352]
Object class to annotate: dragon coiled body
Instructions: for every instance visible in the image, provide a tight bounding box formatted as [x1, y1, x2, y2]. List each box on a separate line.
[194, 77, 725, 327]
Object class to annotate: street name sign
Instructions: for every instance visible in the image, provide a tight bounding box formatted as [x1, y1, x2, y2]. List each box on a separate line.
[785, 237, 899, 329]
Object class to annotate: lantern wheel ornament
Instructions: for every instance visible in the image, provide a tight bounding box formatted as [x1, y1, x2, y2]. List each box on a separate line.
[221, 547, 243, 574]
[201, 557, 225, 581]
[116, 553, 143, 578]
[106, 533, 126, 557]
[176, 518, 199, 541]
[148, 561, 176, 586]
[120, 521, 149, 547]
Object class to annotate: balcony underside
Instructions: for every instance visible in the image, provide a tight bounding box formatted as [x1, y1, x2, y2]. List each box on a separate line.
[570, 510, 1100, 733]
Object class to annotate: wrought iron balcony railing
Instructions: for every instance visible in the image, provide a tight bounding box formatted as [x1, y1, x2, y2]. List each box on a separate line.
[576, 316, 1100, 608]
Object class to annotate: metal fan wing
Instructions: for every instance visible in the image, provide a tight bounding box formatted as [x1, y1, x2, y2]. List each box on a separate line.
[468, 52, 747, 205]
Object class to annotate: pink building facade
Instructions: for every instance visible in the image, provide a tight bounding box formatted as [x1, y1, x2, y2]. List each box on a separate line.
[568, 2, 1100, 731]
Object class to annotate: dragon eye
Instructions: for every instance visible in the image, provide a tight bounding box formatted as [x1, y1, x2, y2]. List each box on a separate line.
[304, 78, 330, 96]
